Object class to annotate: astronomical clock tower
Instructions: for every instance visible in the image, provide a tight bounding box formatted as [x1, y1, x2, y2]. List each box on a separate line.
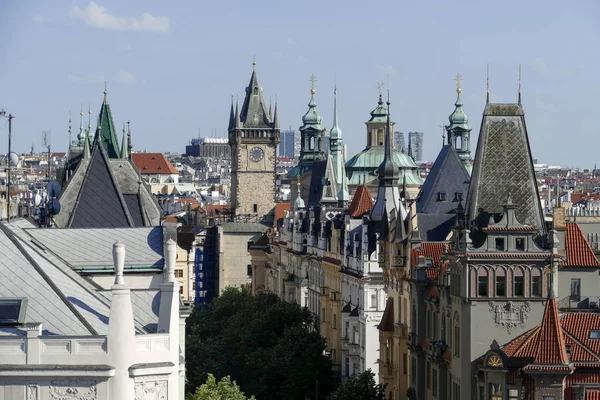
[228, 62, 280, 220]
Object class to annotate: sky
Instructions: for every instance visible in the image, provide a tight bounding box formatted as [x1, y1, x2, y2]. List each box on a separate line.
[0, 0, 599, 167]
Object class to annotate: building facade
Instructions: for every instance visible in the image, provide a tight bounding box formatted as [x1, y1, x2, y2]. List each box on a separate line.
[408, 131, 424, 163]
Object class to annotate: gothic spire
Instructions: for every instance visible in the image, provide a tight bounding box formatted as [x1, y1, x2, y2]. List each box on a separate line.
[95, 86, 121, 158]
[121, 123, 128, 160]
[273, 100, 280, 130]
[330, 85, 342, 139]
[234, 97, 241, 129]
[228, 96, 235, 130]
[239, 61, 272, 129]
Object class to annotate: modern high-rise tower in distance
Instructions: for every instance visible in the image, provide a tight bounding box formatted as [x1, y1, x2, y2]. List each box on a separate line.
[278, 129, 300, 158]
[408, 131, 424, 162]
[394, 131, 406, 153]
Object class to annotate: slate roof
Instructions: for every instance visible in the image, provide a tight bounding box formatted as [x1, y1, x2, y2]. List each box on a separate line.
[415, 145, 470, 214]
[132, 153, 179, 175]
[0, 220, 159, 336]
[466, 103, 545, 235]
[561, 224, 600, 268]
[55, 136, 162, 228]
[347, 185, 374, 218]
[239, 68, 274, 129]
[415, 213, 455, 242]
[23, 226, 163, 272]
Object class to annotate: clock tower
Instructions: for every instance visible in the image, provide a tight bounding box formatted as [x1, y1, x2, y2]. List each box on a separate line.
[228, 62, 280, 220]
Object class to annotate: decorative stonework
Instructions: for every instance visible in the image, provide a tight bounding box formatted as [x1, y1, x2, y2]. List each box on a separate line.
[488, 301, 531, 334]
[28, 384, 39, 400]
[134, 379, 167, 400]
[49, 379, 97, 400]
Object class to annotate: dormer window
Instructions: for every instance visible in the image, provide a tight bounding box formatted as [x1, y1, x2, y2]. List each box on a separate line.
[253, 87, 258, 95]
[590, 330, 600, 339]
[454, 191, 463, 201]
[437, 192, 447, 202]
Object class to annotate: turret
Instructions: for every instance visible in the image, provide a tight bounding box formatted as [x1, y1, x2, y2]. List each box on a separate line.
[445, 73, 473, 174]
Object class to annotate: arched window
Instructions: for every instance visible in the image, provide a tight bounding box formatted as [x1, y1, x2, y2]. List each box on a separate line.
[377, 130, 384, 146]
[253, 87, 258, 95]
[514, 267, 524, 297]
[455, 135, 462, 150]
[453, 312, 460, 357]
[477, 267, 488, 297]
[495, 267, 506, 297]
[309, 136, 315, 150]
[531, 268, 542, 297]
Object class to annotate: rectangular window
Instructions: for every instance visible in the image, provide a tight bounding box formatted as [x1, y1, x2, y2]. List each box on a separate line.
[515, 237, 525, 251]
[514, 275, 524, 297]
[333, 314, 337, 329]
[455, 191, 463, 201]
[174, 269, 184, 278]
[322, 308, 326, 322]
[571, 278, 581, 301]
[478, 275, 488, 296]
[454, 326, 460, 357]
[192, 281, 196, 290]
[403, 353, 407, 374]
[432, 369, 438, 397]
[247, 264, 252, 276]
[433, 314, 438, 341]
[426, 361, 431, 389]
[345, 321, 349, 339]
[345, 358, 350, 376]
[253, 204, 258, 213]
[509, 389, 519, 400]
[489, 383, 502, 400]
[496, 275, 506, 297]
[411, 358, 417, 384]
[179, 286, 184, 295]
[495, 238, 505, 251]
[438, 192, 447, 201]
[532, 276, 542, 297]
[590, 330, 600, 339]
[371, 292, 377, 308]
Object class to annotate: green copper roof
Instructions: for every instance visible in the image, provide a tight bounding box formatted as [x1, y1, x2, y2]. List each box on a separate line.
[96, 89, 122, 159]
[330, 88, 342, 139]
[345, 146, 423, 186]
[300, 91, 324, 132]
[367, 95, 389, 123]
[446, 89, 471, 132]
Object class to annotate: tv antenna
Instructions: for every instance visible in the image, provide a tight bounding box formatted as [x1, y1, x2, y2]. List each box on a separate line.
[42, 131, 52, 181]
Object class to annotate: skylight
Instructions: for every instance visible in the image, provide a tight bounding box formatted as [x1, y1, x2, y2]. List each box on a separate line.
[590, 330, 600, 339]
[0, 298, 28, 325]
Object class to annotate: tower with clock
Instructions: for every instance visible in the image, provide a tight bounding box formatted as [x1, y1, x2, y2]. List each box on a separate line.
[228, 62, 280, 220]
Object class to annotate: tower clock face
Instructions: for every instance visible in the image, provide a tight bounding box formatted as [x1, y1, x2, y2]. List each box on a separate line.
[249, 146, 264, 162]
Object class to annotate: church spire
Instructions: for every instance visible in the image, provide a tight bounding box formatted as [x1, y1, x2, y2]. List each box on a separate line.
[96, 86, 121, 158]
[298, 73, 325, 163]
[273, 99, 280, 130]
[121, 123, 128, 160]
[446, 73, 473, 175]
[228, 96, 235, 130]
[330, 85, 349, 206]
[77, 106, 85, 145]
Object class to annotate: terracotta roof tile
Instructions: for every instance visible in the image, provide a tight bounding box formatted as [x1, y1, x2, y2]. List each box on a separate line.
[411, 242, 450, 269]
[378, 297, 394, 332]
[132, 153, 179, 175]
[561, 223, 600, 268]
[275, 202, 291, 221]
[347, 185, 374, 218]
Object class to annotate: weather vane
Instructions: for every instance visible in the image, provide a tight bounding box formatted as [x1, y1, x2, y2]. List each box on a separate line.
[454, 73, 463, 93]
[309, 73, 317, 94]
[377, 81, 385, 97]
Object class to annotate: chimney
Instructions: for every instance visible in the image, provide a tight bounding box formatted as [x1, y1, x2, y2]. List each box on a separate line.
[553, 207, 566, 230]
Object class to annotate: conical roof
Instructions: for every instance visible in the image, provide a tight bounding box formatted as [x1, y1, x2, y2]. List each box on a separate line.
[95, 87, 122, 159]
[447, 88, 471, 131]
[300, 89, 324, 131]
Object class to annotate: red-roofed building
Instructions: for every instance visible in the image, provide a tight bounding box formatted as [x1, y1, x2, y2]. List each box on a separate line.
[346, 185, 374, 218]
[132, 153, 180, 184]
[477, 298, 600, 399]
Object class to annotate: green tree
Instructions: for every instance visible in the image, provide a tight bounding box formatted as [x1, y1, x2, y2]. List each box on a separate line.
[186, 285, 338, 399]
[187, 374, 255, 400]
[330, 369, 387, 400]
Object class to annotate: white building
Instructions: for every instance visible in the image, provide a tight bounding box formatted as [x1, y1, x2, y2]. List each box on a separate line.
[0, 220, 189, 400]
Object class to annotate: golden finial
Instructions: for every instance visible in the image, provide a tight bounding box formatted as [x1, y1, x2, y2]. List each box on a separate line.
[309, 73, 317, 95]
[252, 54, 256, 69]
[454, 72, 463, 94]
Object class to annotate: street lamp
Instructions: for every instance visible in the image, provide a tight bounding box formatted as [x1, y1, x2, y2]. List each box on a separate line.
[0, 110, 14, 222]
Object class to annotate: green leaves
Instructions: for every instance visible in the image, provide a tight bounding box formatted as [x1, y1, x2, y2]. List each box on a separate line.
[187, 374, 255, 400]
[329, 370, 387, 400]
[186, 286, 338, 400]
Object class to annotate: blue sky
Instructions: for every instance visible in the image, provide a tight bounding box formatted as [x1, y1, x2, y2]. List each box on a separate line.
[0, 0, 599, 167]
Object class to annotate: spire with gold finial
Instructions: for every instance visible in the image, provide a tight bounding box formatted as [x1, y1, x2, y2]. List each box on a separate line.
[446, 73, 473, 174]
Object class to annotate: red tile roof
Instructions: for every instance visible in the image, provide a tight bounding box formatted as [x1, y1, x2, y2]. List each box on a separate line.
[522, 298, 572, 371]
[347, 185, 374, 218]
[378, 298, 394, 332]
[275, 202, 291, 221]
[411, 242, 450, 269]
[132, 153, 179, 175]
[561, 224, 600, 268]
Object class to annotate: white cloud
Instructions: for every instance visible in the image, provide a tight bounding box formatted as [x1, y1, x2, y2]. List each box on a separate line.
[532, 58, 547, 75]
[116, 70, 135, 84]
[287, 37, 296, 46]
[68, 2, 170, 33]
[66, 74, 105, 84]
[32, 15, 44, 23]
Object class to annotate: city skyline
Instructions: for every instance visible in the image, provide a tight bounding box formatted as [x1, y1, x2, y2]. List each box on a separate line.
[0, 0, 599, 167]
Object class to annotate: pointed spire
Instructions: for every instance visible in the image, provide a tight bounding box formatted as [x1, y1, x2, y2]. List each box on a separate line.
[104, 81, 108, 102]
[127, 121, 132, 159]
[273, 99, 280, 129]
[378, 91, 398, 182]
[83, 127, 91, 159]
[96, 86, 122, 158]
[330, 85, 342, 139]
[486, 64, 490, 104]
[228, 96, 235, 130]
[268, 97, 272, 121]
[121, 123, 128, 159]
[77, 106, 85, 145]
[68, 111, 72, 147]
[518, 64, 522, 105]
[234, 96, 241, 129]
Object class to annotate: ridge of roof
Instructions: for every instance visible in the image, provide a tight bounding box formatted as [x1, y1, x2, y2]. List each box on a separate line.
[561, 223, 600, 267]
[132, 153, 179, 175]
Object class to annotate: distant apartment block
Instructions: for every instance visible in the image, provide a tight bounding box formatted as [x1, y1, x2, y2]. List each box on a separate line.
[185, 137, 231, 159]
[394, 131, 406, 153]
[408, 131, 424, 162]
[278, 129, 300, 158]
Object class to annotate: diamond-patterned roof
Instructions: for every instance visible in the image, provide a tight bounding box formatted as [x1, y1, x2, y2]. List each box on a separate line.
[466, 103, 545, 235]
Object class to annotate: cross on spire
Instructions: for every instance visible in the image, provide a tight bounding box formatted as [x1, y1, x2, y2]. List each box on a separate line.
[454, 72, 463, 93]
[377, 81, 385, 97]
[309, 73, 317, 94]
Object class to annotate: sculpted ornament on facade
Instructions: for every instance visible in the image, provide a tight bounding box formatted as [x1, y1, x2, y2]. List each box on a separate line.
[488, 301, 531, 334]
[49, 379, 98, 400]
[28, 384, 39, 400]
[134, 379, 167, 400]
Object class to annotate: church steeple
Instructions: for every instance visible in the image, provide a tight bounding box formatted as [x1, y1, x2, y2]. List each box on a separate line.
[238, 62, 274, 129]
[95, 84, 122, 158]
[298, 74, 326, 164]
[445, 73, 473, 175]
[330, 86, 349, 207]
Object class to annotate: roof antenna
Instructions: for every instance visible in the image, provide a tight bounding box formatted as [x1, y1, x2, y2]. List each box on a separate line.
[518, 64, 522, 105]
[486, 64, 490, 104]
